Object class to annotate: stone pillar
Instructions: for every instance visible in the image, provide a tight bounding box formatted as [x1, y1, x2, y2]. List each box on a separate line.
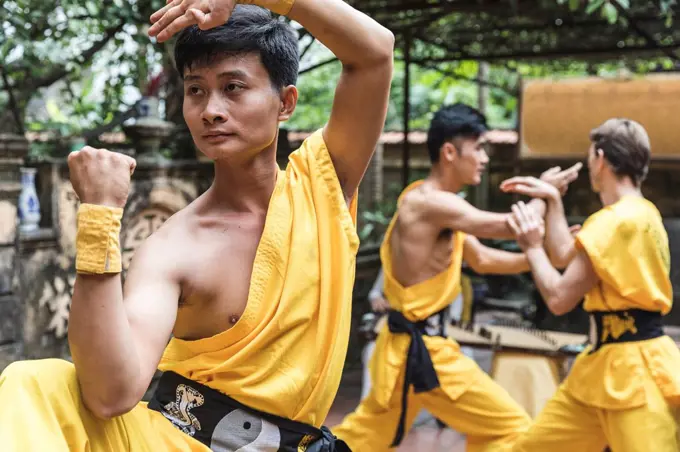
[0, 134, 28, 370]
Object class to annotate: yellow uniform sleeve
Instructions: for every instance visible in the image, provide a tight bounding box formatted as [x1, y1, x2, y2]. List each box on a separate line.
[575, 201, 671, 313]
[287, 129, 359, 246]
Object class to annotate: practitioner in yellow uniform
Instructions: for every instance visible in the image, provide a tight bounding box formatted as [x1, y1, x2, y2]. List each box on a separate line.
[0, 0, 394, 450]
[502, 118, 680, 452]
[333, 103, 581, 451]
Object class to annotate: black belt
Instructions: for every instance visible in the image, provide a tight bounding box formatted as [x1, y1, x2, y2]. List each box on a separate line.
[386, 307, 448, 447]
[589, 309, 663, 352]
[148, 371, 350, 452]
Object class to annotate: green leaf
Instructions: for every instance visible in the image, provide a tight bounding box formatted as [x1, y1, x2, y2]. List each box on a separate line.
[602, 3, 618, 24]
[45, 99, 68, 123]
[585, 0, 605, 14]
[569, 0, 580, 10]
[80, 72, 95, 99]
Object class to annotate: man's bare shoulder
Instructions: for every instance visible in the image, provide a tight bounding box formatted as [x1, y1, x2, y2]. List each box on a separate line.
[131, 199, 202, 260]
[399, 185, 468, 220]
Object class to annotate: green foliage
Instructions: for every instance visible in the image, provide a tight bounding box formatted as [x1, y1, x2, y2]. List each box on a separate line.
[2, 0, 676, 148]
[1, 0, 166, 135]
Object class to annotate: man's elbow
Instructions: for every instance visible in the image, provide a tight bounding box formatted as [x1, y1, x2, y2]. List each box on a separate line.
[467, 258, 489, 275]
[365, 27, 395, 66]
[382, 29, 396, 58]
[547, 253, 570, 270]
[546, 295, 571, 316]
[82, 383, 145, 420]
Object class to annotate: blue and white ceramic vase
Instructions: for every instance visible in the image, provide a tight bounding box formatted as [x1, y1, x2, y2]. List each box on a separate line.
[18, 167, 41, 232]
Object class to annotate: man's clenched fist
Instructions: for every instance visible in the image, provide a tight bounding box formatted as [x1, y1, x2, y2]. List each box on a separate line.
[67, 147, 136, 209]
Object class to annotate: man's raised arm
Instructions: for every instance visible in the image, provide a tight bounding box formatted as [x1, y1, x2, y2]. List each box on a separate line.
[67, 148, 178, 419]
[290, 0, 394, 199]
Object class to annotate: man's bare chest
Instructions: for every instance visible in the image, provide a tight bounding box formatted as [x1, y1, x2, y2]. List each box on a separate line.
[173, 225, 264, 340]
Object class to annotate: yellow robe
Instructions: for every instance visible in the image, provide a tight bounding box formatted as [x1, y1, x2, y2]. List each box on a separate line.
[514, 196, 680, 452]
[0, 130, 359, 451]
[333, 181, 530, 452]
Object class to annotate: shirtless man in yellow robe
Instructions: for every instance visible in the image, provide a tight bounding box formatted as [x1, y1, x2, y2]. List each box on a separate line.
[333, 103, 581, 451]
[0, 0, 394, 450]
[503, 118, 680, 452]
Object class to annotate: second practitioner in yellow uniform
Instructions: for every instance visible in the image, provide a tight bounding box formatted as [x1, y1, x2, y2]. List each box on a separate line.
[333, 103, 581, 451]
[502, 118, 680, 452]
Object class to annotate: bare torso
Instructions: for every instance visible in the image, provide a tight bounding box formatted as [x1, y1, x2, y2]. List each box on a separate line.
[150, 193, 268, 341]
[390, 184, 457, 288]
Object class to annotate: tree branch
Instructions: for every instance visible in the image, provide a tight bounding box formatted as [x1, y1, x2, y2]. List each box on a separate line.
[299, 37, 316, 60]
[610, 0, 680, 63]
[0, 66, 25, 134]
[17, 21, 126, 102]
[298, 57, 338, 75]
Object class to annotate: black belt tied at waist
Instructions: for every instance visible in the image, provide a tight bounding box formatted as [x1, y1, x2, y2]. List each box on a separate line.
[386, 307, 448, 447]
[589, 309, 664, 352]
[148, 371, 350, 452]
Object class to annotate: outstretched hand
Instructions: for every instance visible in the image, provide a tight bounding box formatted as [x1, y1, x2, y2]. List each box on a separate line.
[500, 163, 582, 199]
[148, 0, 236, 42]
[500, 176, 561, 201]
[507, 201, 545, 251]
[539, 163, 582, 195]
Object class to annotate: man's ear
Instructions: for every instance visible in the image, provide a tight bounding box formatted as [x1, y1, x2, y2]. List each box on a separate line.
[441, 141, 458, 163]
[278, 85, 298, 122]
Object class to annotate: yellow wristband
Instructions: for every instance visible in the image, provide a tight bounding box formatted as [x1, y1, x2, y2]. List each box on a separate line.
[238, 0, 295, 16]
[75, 204, 124, 275]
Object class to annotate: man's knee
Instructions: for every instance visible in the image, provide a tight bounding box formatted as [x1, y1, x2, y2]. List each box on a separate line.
[1, 359, 76, 391]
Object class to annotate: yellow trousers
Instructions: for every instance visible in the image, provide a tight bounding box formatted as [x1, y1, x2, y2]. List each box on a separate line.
[0, 359, 209, 452]
[333, 353, 531, 452]
[513, 380, 680, 452]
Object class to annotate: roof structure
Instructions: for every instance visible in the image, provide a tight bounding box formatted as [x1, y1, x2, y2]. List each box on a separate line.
[349, 0, 680, 63]
[340, 0, 680, 187]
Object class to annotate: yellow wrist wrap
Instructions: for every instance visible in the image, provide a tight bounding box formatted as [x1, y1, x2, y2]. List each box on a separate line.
[75, 204, 124, 274]
[237, 0, 295, 16]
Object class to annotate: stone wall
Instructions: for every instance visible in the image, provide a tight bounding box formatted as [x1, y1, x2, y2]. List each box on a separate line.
[0, 135, 26, 369]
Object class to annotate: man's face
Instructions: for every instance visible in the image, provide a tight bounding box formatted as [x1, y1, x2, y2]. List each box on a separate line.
[182, 53, 289, 161]
[450, 135, 489, 185]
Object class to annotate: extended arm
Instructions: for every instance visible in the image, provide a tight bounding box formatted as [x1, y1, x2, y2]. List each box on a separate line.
[414, 189, 545, 240]
[463, 235, 530, 274]
[524, 247, 598, 315]
[507, 201, 599, 316]
[290, 0, 394, 199]
[500, 164, 583, 267]
[544, 196, 578, 268]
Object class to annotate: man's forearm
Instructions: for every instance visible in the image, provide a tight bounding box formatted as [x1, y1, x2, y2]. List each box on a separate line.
[287, 0, 394, 69]
[528, 198, 546, 218]
[477, 248, 530, 274]
[69, 274, 143, 418]
[544, 196, 575, 268]
[525, 247, 564, 312]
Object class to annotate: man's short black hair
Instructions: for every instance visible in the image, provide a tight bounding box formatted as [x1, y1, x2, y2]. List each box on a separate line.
[174, 5, 299, 90]
[426, 103, 488, 163]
